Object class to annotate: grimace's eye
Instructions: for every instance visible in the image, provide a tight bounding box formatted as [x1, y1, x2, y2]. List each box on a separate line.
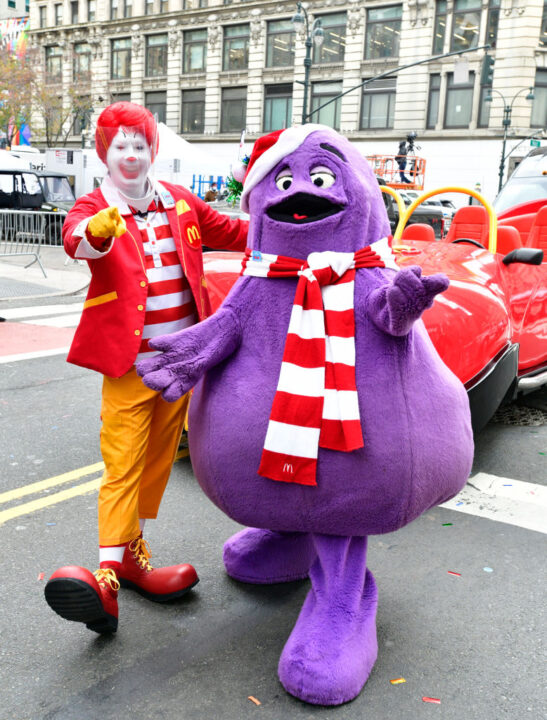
[310, 166, 335, 188]
[275, 170, 293, 191]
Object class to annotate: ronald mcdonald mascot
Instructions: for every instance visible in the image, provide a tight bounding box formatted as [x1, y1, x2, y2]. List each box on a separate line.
[44, 102, 247, 634]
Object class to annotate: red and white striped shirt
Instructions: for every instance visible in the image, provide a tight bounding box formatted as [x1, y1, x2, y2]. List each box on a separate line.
[135, 203, 197, 362]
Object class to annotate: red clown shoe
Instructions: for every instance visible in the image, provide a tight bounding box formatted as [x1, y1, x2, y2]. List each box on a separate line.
[44, 566, 119, 634]
[118, 535, 199, 602]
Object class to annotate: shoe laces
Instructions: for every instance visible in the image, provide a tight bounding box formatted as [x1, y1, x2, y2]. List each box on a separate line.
[94, 567, 121, 591]
[128, 536, 153, 572]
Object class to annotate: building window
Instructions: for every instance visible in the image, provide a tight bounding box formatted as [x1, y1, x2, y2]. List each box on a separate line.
[181, 89, 205, 133]
[45, 46, 63, 83]
[427, 74, 441, 128]
[110, 0, 118, 20]
[223, 24, 249, 71]
[444, 70, 475, 128]
[111, 38, 131, 80]
[313, 12, 346, 64]
[541, 1, 547, 47]
[365, 6, 402, 60]
[360, 78, 396, 129]
[266, 20, 295, 68]
[145, 91, 166, 123]
[486, 0, 500, 49]
[110, 92, 131, 103]
[73, 98, 91, 135]
[8, 0, 15, 7]
[123, 0, 132, 17]
[160, 0, 168, 11]
[310, 81, 342, 129]
[73, 42, 92, 81]
[87, 0, 96, 21]
[432, 1, 447, 54]
[54, 3, 63, 23]
[183, 29, 207, 73]
[145, 0, 154, 15]
[451, 0, 481, 52]
[531, 68, 547, 127]
[146, 34, 168, 77]
[71, 1, 78, 23]
[39, 5, 47, 27]
[220, 86, 247, 132]
[264, 84, 293, 131]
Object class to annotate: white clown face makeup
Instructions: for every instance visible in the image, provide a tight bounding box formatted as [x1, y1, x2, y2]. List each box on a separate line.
[106, 128, 152, 198]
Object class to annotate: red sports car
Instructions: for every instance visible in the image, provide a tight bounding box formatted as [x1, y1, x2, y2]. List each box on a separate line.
[205, 187, 546, 432]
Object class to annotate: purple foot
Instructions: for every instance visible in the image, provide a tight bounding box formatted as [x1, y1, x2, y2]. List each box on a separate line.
[223, 527, 315, 584]
[278, 534, 378, 706]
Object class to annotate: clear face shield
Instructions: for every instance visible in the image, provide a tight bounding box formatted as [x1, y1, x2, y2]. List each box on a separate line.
[103, 123, 158, 200]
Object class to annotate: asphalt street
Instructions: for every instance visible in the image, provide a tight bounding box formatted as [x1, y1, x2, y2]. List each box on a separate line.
[0, 290, 546, 720]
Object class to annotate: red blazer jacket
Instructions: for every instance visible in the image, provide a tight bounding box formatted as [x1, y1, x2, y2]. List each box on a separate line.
[63, 181, 248, 377]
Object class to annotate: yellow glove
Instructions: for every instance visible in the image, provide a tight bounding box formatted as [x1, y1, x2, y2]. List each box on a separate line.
[88, 206, 127, 239]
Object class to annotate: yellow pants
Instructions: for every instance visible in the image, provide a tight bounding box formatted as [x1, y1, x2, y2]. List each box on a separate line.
[98, 366, 189, 546]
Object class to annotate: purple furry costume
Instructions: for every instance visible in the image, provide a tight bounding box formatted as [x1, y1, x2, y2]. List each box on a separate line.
[138, 125, 473, 706]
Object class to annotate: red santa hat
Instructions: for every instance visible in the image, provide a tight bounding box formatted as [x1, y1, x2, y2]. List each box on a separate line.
[95, 102, 159, 164]
[240, 124, 325, 213]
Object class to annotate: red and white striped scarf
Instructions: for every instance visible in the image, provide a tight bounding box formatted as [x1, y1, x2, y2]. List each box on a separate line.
[241, 243, 390, 487]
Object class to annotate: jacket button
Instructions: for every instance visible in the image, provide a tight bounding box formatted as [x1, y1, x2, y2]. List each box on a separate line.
[140, 281, 146, 287]
[134, 329, 141, 336]
[137, 304, 144, 311]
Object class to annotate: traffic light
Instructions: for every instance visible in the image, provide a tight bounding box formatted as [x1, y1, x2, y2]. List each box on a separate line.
[481, 54, 495, 86]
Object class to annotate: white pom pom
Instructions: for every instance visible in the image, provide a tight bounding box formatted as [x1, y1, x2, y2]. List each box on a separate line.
[231, 161, 247, 183]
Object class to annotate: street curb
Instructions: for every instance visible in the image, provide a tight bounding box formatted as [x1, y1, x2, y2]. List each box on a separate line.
[0, 277, 90, 303]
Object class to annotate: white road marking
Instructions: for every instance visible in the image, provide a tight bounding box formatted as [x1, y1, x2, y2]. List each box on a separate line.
[0, 347, 70, 364]
[441, 472, 547, 535]
[22, 313, 82, 328]
[1, 303, 83, 320]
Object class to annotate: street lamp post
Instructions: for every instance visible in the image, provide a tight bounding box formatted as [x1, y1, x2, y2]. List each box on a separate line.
[485, 86, 535, 192]
[291, 3, 324, 125]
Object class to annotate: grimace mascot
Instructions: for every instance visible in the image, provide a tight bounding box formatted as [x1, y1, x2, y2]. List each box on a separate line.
[138, 125, 474, 706]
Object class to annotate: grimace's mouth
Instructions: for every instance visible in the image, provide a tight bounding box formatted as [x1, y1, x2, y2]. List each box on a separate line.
[266, 192, 344, 224]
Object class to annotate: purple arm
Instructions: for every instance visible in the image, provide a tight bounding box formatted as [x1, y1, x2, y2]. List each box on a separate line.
[136, 306, 242, 401]
[367, 266, 449, 337]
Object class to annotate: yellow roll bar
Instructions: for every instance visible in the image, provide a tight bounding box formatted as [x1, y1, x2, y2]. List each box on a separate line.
[392, 186, 498, 254]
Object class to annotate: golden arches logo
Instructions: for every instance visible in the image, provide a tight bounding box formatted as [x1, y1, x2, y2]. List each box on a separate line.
[186, 224, 201, 246]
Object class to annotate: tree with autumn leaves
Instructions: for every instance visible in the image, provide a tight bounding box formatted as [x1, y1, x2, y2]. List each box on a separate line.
[0, 47, 93, 148]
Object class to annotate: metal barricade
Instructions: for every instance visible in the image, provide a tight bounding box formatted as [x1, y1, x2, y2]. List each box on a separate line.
[0, 209, 67, 278]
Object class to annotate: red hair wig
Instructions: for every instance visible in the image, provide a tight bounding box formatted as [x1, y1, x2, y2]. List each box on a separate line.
[95, 102, 159, 164]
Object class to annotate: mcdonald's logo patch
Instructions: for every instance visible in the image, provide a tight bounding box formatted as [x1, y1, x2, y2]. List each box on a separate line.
[186, 224, 201, 246]
[176, 199, 191, 215]
[283, 463, 294, 475]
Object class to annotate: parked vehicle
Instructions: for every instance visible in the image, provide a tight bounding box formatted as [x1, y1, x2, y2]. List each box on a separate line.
[0, 169, 75, 245]
[494, 145, 547, 219]
[201, 187, 546, 433]
[378, 178, 445, 238]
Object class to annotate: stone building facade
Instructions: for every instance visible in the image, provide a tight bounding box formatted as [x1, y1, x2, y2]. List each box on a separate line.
[28, 0, 546, 195]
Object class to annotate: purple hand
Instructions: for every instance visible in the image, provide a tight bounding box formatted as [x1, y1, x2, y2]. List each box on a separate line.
[136, 308, 242, 402]
[368, 266, 449, 337]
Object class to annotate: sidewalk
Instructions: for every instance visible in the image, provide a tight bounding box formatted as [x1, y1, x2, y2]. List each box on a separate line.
[0, 246, 90, 302]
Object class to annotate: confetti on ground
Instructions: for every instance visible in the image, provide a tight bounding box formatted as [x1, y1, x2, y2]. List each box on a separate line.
[248, 696, 261, 706]
[37, 572, 45, 581]
[539, 452, 545, 455]
[503, 484, 512, 486]
[483, 567, 493, 573]
[46, 522, 56, 526]
[422, 696, 441, 704]
[442, 523, 453, 526]
[447, 570, 461, 577]
[456, 501, 463, 506]
[390, 677, 406, 685]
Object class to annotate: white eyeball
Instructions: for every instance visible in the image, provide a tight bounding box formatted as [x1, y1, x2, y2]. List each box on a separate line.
[310, 166, 335, 188]
[275, 170, 293, 191]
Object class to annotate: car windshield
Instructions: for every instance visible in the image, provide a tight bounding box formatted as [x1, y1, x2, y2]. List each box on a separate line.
[41, 176, 75, 203]
[494, 176, 547, 215]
